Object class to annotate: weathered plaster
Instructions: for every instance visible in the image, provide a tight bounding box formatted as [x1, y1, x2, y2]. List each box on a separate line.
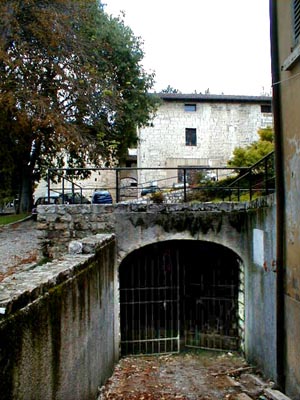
[0, 234, 116, 400]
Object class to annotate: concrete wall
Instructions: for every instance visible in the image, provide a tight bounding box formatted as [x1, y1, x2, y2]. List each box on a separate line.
[243, 198, 277, 380]
[272, 1, 300, 397]
[114, 196, 277, 381]
[0, 234, 116, 400]
[36, 197, 277, 383]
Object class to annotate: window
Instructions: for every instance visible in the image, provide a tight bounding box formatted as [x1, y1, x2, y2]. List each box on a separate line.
[261, 104, 272, 113]
[293, 0, 300, 45]
[282, 0, 300, 70]
[184, 103, 196, 112]
[185, 128, 197, 146]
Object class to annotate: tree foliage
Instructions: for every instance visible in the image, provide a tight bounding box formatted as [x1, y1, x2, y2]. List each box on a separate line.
[160, 85, 181, 94]
[0, 0, 158, 211]
[228, 127, 274, 168]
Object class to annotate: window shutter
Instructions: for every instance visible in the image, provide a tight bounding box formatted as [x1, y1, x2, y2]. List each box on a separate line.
[293, 0, 300, 44]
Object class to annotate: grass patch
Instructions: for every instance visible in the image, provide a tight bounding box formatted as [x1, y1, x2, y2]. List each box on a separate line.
[0, 213, 31, 226]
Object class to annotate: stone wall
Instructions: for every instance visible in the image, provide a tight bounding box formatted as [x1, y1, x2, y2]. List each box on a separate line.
[37, 204, 116, 259]
[37, 201, 253, 260]
[0, 234, 116, 400]
[137, 99, 273, 187]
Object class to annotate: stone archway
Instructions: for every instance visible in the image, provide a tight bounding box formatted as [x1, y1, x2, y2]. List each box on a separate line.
[119, 240, 244, 356]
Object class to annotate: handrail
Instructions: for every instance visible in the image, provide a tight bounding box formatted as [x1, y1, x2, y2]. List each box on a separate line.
[226, 151, 275, 201]
[45, 152, 275, 204]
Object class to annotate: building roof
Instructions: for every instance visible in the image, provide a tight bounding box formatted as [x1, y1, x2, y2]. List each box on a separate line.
[157, 93, 272, 104]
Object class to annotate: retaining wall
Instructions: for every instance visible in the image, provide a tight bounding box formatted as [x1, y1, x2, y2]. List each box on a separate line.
[0, 234, 116, 400]
[35, 197, 277, 383]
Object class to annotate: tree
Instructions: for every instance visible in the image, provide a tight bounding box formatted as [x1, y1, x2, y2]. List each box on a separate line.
[228, 127, 274, 168]
[160, 85, 181, 94]
[0, 0, 158, 212]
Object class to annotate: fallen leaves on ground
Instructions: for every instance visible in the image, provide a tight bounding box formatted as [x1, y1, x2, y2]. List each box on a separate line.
[98, 351, 273, 400]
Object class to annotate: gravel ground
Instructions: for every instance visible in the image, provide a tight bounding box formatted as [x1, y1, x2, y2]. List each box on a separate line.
[0, 218, 40, 282]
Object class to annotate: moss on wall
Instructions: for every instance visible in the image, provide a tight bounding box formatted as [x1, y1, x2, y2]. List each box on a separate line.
[130, 211, 225, 236]
[0, 239, 116, 400]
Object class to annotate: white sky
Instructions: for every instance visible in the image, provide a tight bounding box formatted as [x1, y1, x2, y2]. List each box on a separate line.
[104, 0, 272, 96]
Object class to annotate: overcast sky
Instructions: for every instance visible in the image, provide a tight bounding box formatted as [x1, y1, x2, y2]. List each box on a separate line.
[104, 0, 272, 96]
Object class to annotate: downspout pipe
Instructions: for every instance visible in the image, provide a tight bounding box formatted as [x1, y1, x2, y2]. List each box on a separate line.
[269, 0, 285, 391]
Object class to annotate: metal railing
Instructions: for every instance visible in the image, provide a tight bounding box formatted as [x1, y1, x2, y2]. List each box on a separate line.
[225, 151, 275, 201]
[46, 152, 275, 204]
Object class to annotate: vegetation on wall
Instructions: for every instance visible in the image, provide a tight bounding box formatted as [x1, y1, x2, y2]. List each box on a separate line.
[0, 0, 158, 212]
[160, 85, 181, 94]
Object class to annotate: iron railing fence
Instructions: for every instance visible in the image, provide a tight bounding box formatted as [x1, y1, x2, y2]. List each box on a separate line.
[46, 151, 275, 204]
[225, 151, 275, 201]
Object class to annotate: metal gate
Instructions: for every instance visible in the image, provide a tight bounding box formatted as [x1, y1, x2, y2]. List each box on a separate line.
[184, 259, 239, 351]
[120, 242, 240, 355]
[120, 247, 180, 355]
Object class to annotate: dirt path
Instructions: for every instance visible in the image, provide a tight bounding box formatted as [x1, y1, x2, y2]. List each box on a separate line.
[0, 219, 40, 282]
[98, 351, 274, 400]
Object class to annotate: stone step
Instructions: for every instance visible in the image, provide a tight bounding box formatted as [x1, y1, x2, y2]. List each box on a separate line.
[264, 388, 292, 400]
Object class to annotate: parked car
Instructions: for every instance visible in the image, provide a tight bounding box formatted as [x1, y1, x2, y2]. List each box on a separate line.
[32, 196, 62, 219]
[1, 199, 19, 214]
[60, 193, 90, 204]
[91, 190, 113, 204]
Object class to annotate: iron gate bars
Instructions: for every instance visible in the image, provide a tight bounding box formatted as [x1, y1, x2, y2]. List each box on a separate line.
[120, 248, 180, 356]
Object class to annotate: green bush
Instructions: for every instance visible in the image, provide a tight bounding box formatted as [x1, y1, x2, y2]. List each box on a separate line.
[150, 191, 164, 204]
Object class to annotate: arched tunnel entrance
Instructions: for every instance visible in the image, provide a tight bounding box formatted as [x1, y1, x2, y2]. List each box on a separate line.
[119, 240, 244, 356]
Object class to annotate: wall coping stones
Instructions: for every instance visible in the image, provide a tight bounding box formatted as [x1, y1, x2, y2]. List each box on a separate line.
[36, 194, 275, 218]
[113, 194, 275, 213]
[0, 233, 115, 318]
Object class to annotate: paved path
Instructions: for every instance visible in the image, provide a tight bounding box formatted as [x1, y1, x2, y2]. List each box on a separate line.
[0, 219, 40, 281]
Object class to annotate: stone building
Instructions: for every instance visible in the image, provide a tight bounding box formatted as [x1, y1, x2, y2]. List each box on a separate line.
[137, 93, 273, 188]
[35, 93, 272, 202]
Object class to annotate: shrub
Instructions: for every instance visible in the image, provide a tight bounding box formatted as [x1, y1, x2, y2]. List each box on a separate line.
[150, 191, 164, 204]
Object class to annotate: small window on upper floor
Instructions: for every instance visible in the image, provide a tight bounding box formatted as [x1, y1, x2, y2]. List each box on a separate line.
[293, 0, 300, 45]
[261, 104, 272, 113]
[185, 128, 197, 146]
[184, 103, 196, 112]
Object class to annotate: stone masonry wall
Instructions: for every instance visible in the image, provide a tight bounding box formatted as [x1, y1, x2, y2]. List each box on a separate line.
[36, 197, 275, 264]
[37, 203, 116, 259]
[137, 100, 273, 187]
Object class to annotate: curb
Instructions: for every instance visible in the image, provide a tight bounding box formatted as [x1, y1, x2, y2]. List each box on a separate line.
[0, 215, 33, 230]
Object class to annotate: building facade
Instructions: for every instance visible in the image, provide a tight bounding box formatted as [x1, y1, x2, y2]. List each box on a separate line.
[137, 93, 273, 189]
[271, 0, 300, 398]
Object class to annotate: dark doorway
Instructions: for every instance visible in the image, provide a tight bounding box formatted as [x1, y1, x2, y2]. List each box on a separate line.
[119, 241, 242, 356]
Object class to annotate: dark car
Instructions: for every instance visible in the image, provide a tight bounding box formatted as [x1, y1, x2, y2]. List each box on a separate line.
[32, 196, 62, 219]
[91, 190, 113, 204]
[60, 193, 90, 204]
